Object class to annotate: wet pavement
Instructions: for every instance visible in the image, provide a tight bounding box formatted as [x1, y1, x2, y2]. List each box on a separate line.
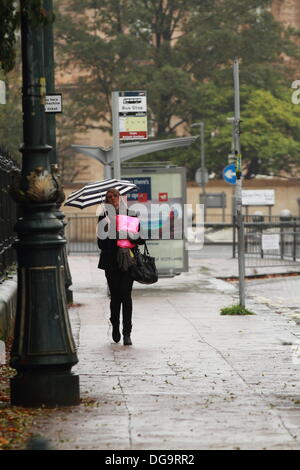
[29, 245, 300, 450]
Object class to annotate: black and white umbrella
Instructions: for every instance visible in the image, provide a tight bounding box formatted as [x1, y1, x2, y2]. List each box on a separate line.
[64, 178, 138, 209]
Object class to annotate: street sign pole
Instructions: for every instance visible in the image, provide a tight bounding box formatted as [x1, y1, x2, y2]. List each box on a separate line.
[112, 91, 121, 179]
[191, 122, 207, 221]
[233, 58, 246, 308]
[200, 122, 207, 221]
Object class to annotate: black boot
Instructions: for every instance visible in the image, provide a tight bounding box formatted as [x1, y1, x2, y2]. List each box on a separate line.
[123, 334, 132, 346]
[112, 324, 121, 343]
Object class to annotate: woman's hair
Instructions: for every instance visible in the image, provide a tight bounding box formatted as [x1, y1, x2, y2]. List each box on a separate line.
[105, 188, 120, 202]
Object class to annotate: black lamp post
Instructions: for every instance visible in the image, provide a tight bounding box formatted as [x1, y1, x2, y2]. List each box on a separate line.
[43, 0, 56, 167]
[9, 1, 79, 407]
[43, 0, 73, 304]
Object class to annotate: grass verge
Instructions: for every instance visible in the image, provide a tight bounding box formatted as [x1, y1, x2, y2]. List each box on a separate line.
[220, 304, 255, 316]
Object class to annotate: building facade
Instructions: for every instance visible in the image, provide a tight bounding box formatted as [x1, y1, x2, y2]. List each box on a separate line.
[272, 0, 300, 28]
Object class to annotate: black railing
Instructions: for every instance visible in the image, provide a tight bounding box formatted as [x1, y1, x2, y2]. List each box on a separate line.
[234, 214, 300, 267]
[0, 148, 20, 280]
[65, 215, 99, 254]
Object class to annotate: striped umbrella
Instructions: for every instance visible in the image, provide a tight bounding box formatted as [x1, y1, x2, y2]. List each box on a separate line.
[64, 178, 138, 209]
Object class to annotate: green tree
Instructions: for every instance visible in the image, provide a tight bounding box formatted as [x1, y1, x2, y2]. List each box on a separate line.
[0, 1, 55, 156]
[199, 87, 300, 178]
[55, 0, 197, 137]
[0, 0, 51, 73]
[0, 46, 22, 159]
[237, 88, 300, 176]
[56, 0, 298, 138]
[0, 1, 18, 74]
[53, 0, 300, 180]
[178, 0, 298, 87]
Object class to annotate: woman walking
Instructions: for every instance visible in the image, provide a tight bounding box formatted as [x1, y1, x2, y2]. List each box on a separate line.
[97, 189, 145, 345]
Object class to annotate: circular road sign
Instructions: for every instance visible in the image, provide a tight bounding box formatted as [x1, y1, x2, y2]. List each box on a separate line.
[195, 168, 209, 186]
[223, 164, 236, 184]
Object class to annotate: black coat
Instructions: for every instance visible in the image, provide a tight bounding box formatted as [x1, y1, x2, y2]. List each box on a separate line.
[97, 209, 145, 271]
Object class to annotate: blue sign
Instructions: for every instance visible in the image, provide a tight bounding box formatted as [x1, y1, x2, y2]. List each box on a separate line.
[125, 176, 152, 202]
[223, 164, 236, 184]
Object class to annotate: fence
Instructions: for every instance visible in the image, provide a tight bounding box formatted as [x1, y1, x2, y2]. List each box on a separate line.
[236, 215, 300, 268]
[0, 148, 20, 280]
[65, 215, 99, 254]
[65, 213, 178, 255]
[65, 213, 300, 271]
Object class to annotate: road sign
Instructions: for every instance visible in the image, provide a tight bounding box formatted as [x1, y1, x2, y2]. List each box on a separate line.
[118, 93, 147, 113]
[195, 168, 209, 186]
[200, 192, 226, 208]
[262, 233, 280, 251]
[223, 163, 236, 184]
[242, 189, 275, 206]
[118, 91, 147, 140]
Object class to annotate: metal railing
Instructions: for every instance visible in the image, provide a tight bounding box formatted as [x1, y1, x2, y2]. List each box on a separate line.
[237, 215, 300, 268]
[200, 215, 300, 268]
[65, 215, 99, 254]
[65, 213, 300, 270]
[0, 148, 20, 280]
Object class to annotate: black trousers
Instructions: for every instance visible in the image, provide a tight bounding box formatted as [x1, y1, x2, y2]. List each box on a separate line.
[105, 270, 134, 335]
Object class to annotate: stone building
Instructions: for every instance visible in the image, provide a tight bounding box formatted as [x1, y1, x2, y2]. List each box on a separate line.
[272, 0, 300, 28]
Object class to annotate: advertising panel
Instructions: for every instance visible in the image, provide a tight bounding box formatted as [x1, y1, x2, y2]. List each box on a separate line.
[122, 166, 188, 276]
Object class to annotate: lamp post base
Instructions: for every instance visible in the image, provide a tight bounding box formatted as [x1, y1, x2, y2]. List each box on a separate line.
[10, 371, 80, 407]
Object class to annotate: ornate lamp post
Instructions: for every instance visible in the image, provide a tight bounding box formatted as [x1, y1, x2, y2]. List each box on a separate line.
[9, 1, 79, 407]
[43, 0, 73, 304]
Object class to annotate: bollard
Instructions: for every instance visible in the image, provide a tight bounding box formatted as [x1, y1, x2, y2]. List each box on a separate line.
[279, 210, 292, 259]
[253, 211, 264, 258]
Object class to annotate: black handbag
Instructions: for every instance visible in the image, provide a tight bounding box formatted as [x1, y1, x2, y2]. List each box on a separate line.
[130, 243, 158, 284]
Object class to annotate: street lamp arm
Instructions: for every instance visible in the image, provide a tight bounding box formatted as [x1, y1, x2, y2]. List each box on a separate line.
[191, 122, 204, 128]
[71, 145, 112, 165]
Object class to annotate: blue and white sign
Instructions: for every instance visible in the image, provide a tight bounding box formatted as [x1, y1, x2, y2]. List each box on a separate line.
[223, 164, 236, 184]
[125, 176, 152, 202]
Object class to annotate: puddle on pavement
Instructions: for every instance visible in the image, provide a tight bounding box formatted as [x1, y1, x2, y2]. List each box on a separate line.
[73, 272, 233, 296]
[195, 266, 212, 273]
[133, 280, 219, 295]
[73, 286, 108, 296]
